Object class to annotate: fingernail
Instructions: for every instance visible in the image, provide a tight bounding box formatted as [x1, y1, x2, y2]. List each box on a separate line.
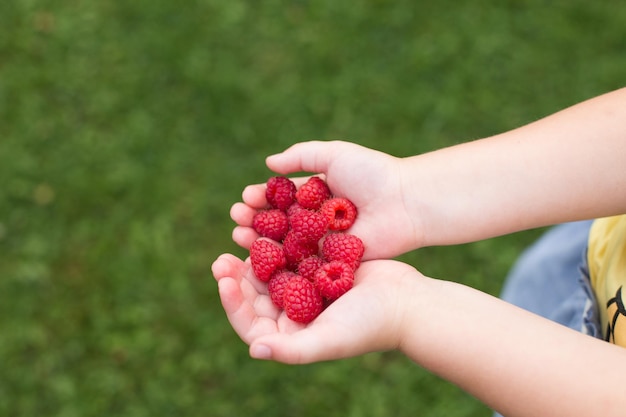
[250, 344, 272, 360]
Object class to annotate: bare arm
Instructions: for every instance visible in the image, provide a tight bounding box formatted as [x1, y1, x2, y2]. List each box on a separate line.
[212, 254, 626, 417]
[244, 88, 626, 255]
[401, 276, 626, 417]
[406, 87, 626, 246]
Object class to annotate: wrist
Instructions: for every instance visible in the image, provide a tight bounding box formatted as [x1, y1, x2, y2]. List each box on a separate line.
[395, 272, 440, 356]
[398, 156, 431, 249]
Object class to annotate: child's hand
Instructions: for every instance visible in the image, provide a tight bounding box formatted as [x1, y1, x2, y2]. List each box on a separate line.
[230, 140, 420, 259]
[211, 253, 420, 364]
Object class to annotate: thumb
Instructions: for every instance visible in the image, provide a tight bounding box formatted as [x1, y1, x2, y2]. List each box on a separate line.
[249, 322, 367, 364]
[266, 140, 345, 175]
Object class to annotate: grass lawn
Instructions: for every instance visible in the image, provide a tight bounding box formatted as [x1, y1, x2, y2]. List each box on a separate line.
[1, 1, 625, 416]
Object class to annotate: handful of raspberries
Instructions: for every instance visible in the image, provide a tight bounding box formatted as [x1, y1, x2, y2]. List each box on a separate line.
[249, 176, 364, 324]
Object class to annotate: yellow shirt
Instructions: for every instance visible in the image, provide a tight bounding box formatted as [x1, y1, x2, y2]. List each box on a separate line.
[588, 215, 626, 346]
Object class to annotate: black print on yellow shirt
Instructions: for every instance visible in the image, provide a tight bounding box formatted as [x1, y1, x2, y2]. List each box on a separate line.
[605, 286, 626, 345]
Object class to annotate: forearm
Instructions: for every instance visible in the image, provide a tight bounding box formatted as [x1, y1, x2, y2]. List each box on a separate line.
[404, 87, 626, 247]
[401, 277, 626, 417]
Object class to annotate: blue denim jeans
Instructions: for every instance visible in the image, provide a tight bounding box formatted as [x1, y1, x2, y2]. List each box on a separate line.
[493, 221, 602, 417]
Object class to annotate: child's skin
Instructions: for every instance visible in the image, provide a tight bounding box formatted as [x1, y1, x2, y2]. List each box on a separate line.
[212, 87, 626, 416]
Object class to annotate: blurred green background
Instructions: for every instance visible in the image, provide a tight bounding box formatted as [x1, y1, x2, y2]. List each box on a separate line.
[1, 1, 625, 416]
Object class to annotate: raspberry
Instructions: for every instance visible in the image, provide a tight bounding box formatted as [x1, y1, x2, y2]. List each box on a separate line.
[314, 261, 355, 300]
[322, 233, 364, 270]
[252, 209, 289, 242]
[267, 270, 297, 309]
[282, 230, 319, 270]
[288, 208, 328, 243]
[250, 239, 287, 282]
[246, 175, 364, 324]
[297, 255, 325, 281]
[320, 197, 357, 231]
[266, 176, 296, 211]
[287, 202, 306, 218]
[283, 275, 324, 324]
[296, 176, 331, 210]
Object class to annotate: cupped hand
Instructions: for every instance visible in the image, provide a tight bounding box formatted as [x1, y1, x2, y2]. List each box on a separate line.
[211, 253, 421, 364]
[230, 140, 420, 260]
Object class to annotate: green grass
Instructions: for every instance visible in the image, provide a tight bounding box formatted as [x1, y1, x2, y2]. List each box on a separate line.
[1, 1, 625, 416]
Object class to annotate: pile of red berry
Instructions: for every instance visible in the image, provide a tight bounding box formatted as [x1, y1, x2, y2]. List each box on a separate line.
[249, 176, 364, 324]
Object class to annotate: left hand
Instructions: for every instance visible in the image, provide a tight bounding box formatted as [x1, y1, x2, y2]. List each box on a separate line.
[211, 253, 421, 364]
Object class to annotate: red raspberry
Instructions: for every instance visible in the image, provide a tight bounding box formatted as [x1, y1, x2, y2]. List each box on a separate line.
[296, 176, 331, 210]
[283, 275, 324, 324]
[248, 175, 366, 324]
[322, 233, 364, 270]
[252, 209, 289, 242]
[314, 261, 355, 300]
[297, 255, 325, 281]
[266, 176, 296, 211]
[267, 270, 297, 309]
[320, 197, 357, 231]
[250, 239, 287, 282]
[282, 231, 319, 270]
[288, 208, 328, 243]
[287, 202, 306, 218]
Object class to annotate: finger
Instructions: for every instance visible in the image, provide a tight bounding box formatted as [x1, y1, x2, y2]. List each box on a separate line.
[238, 177, 317, 208]
[215, 261, 287, 344]
[217, 276, 250, 316]
[218, 277, 277, 344]
[241, 176, 310, 206]
[230, 202, 258, 226]
[230, 201, 261, 250]
[232, 226, 259, 250]
[211, 253, 266, 292]
[241, 185, 267, 209]
[218, 276, 265, 343]
[266, 141, 342, 175]
[211, 253, 245, 282]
